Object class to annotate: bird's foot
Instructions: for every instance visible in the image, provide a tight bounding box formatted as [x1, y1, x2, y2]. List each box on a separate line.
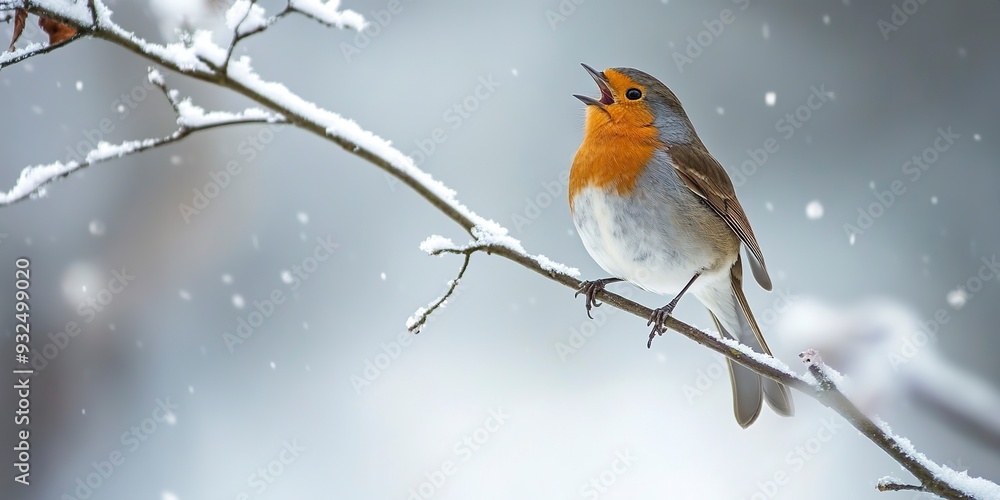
[574, 278, 622, 319]
[646, 299, 680, 348]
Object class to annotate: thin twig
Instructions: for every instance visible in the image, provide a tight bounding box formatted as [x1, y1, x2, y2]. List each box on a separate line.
[878, 478, 928, 493]
[406, 251, 473, 334]
[148, 69, 182, 112]
[0, 68, 284, 206]
[0, 32, 83, 69]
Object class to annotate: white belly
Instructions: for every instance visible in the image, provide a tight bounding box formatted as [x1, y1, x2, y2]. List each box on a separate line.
[571, 186, 729, 295]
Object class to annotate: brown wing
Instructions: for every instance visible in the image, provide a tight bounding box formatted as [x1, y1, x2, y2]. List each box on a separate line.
[668, 143, 773, 291]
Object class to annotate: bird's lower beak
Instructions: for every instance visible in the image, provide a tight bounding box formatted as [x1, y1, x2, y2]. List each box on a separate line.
[574, 63, 614, 107]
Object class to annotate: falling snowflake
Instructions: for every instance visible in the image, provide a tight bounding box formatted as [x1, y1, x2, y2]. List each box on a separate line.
[179, 290, 192, 301]
[946, 289, 968, 310]
[765, 92, 776, 107]
[297, 211, 309, 224]
[232, 294, 245, 309]
[805, 200, 824, 220]
[221, 274, 233, 284]
[75, 80, 83, 91]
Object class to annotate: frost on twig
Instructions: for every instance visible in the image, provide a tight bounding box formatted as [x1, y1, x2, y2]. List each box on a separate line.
[0, 34, 80, 68]
[799, 348, 847, 391]
[4, 0, 365, 73]
[0, 67, 284, 205]
[225, 0, 268, 38]
[798, 350, 999, 499]
[406, 248, 472, 334]
[877, 476, 925, 493]
[406, 232, 581, 333]
[404, 236, 489, 333]
[0, 2, 82, 70]
[220, 0, 367, 67]
[287, 0, 366, 31]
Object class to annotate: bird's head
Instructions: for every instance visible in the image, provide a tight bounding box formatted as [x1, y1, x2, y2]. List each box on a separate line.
[574, 64, 698, 146]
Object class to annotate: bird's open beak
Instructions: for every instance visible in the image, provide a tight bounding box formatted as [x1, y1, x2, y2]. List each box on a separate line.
[574, 63, 614, 107]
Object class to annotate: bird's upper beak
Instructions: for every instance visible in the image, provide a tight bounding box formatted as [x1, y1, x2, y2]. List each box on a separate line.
[574, 63, 614, 107]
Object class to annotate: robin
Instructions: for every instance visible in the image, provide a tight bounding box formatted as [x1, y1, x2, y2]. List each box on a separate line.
[568, 64, 793, 427]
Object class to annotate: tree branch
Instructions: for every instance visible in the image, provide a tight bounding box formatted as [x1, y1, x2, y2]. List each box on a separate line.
[0, 32, 82, 69]
[879, 478, 928, 493]
[406, 248, 473, 334]
[5, 2, 998, 498]
[0, 67, 285, 205]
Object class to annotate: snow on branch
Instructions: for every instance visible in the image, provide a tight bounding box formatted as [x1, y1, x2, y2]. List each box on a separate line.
[406, 248, 472, 334]
[6, 2, 1000, 498]
[287, 0, 366, 31]
[407, 234, 580, 333]
[3, 0, 365, 73]
[800, 350, 998, 499]
[0, 68, 284, 205]
[225, 0, 268, 37]
[0, 34, 81, 69]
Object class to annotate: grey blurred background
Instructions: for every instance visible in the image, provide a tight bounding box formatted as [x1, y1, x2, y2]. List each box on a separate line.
[1, 0, 999, 499]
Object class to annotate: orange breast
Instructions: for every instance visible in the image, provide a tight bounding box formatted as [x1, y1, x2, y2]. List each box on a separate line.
[569, 106, 661, 207]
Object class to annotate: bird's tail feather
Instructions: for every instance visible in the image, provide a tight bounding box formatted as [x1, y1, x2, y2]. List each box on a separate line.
[731, 277, 794, 417]
[698, 260, 794, 426]
[708, 311, 763, 428]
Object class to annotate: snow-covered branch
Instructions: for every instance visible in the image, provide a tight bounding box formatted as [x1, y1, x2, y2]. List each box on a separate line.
[799, 350, 995, 499]
[0, 68, 284, 205]
[4, 1, 999, 498]
[220, 0, 368, 69]
[0, 33, 81, 68]
[405, 241, 474, 334]
[286, 0, 366, 31]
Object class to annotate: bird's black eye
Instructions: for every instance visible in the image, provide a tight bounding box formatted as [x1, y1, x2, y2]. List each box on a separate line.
[625, 88, 642, 100]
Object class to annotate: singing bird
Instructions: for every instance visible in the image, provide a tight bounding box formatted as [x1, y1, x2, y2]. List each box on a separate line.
[569, 64, 793, 427]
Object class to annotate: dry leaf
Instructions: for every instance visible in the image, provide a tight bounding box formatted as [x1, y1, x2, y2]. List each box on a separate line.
[38, 16, 77, 46]
[7, 8, 26, 52]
